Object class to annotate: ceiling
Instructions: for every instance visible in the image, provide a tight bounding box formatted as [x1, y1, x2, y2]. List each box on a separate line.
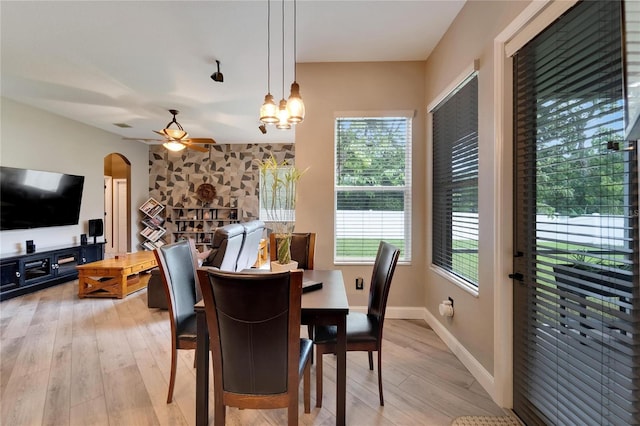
[1, 0, 465, 145]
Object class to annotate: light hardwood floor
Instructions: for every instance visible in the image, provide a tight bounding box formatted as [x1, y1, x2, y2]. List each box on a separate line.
[1, 280, 508, 425]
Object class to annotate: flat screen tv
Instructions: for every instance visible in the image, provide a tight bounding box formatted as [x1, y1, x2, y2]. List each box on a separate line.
[0, 166, 85, 231]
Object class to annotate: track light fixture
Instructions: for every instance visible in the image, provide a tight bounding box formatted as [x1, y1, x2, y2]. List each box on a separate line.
[211, 60, 224, 82]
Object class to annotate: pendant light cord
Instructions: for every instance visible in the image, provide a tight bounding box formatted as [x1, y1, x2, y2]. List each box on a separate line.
[293, 0, 297, 81]
[267, 0, 271, 93]
[281, 0, 285, 98]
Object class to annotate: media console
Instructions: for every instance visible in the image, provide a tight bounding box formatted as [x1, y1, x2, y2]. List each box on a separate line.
[0, 242, 105, 301]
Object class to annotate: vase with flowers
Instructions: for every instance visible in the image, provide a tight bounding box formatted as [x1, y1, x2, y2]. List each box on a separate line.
[256, 154, 308, 271]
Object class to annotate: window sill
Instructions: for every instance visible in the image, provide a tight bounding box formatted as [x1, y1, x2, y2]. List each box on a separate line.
[430, 265, 479, 297]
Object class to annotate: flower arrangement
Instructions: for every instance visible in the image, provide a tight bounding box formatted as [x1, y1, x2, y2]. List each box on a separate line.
[256, 154, 308, 265]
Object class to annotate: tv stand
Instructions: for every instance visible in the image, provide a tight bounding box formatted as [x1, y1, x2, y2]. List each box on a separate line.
[0, 242, 105, 301]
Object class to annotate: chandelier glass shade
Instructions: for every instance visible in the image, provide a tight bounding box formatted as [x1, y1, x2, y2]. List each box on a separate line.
[276, 98, 291, 129]
[260, 93, 279, 123]
[286, 81, 304, 123]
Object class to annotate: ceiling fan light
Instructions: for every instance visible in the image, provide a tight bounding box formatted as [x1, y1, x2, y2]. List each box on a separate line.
[158, 109, 189, 140]
[163, 140, 187, 152]
[161, 128, 188, 140]
[260, 93, 279, 123]
[286, 81, 304, 123]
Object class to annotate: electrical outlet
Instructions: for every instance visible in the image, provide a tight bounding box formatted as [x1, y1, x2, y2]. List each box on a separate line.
[355, 277, 364, 290]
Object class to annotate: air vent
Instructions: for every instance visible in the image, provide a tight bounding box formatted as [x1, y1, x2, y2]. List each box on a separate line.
[113, 123, 132, 128]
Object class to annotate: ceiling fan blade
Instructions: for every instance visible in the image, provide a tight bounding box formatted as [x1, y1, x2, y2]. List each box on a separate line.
[188, 138, 217, 144]
[122, 137, 164, 142]
[186, 144, 208, 152]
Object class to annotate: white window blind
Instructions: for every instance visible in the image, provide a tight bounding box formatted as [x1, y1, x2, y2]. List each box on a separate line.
[334, 115, 412, 263]
[512, 1, 640, 424]
[431, 74, 479, 287]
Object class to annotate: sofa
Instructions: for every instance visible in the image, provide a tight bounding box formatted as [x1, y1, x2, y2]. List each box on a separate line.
[147, 220, 266, 309]
[236, 219, 266, 271]
[203, 223, 246, 271]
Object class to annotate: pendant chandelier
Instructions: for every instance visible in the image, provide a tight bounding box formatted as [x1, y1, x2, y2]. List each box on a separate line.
[286, 0, 304, 123]
[259, 0, 278, 123]
[259, 0, 304, 130]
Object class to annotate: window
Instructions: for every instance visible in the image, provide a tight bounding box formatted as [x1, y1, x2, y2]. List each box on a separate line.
[334, 114, 412, 263]
[431, 72, 479, 287]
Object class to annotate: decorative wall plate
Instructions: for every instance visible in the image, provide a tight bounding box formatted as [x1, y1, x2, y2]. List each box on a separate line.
[196, 183, 216, 203]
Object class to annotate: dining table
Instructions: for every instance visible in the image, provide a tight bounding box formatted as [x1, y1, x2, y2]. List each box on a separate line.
[194, 269, 349, 426]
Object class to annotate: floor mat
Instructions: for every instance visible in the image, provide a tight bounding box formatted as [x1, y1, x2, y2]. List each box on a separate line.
[451, 416, 522, 426]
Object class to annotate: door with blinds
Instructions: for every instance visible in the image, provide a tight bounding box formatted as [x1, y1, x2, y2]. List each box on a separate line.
[512, 1, 639, 425]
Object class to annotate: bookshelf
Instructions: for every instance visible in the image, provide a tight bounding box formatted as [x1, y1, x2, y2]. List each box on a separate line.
[169, 205, 240, 250]
[139, 197, 166, 250]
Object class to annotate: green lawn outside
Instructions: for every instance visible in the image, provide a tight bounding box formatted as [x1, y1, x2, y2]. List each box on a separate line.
[451, 239, 479, 284]
[335, 238, 405, 258]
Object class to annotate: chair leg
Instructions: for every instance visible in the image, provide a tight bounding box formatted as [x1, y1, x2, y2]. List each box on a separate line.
[368, 351, 374, 370]
[288, 393, 299, 426]
[377, 349, 384, 406]
[304, 358, 311, 413]
[307, 325, 314, 363]
[214, 398, 226, 426]
[167, 345, 177, 403]
[315, 347, 323, 408]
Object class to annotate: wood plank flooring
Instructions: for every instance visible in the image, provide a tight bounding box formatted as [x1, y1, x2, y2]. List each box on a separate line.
[1, 281, 509, 425]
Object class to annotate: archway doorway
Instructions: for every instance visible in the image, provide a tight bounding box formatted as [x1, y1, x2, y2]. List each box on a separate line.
[104, 153, 131, 256]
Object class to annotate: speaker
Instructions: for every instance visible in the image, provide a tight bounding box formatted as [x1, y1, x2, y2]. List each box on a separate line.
[26, 240, 35, 254]
[80, 234, 88, 245]
[88, 219, 103, 237]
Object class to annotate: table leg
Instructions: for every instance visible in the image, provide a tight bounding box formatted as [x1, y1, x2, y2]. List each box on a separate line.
[196, 310, 209, 426]
[119, 273, 127, 299]
[336, 314, 346, 426]
[78, 274, 86, 298]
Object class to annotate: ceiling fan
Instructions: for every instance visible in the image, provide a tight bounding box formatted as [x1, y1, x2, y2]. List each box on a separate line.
[123, 109, 216, 152]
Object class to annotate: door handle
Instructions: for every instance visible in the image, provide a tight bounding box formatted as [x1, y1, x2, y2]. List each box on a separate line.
[509, 272, 524, 281]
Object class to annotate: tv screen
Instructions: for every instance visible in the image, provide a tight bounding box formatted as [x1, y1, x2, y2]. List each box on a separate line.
[0, 166, 85, 231]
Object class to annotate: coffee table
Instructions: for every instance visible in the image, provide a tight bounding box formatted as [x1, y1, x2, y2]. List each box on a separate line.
[77, 251, 157, 298]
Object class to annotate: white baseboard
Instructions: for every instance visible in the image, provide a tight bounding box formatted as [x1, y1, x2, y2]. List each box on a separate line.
[350, 305, 496, 402]
[350, 305, 426, 319]
[422, 307, 496, 401]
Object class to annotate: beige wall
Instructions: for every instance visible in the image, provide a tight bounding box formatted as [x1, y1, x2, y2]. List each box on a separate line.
[0, 0, 534, 400]
[295, 61, 426, 309]
[423, 0, 530, 374]
[0, 98, 149, 254]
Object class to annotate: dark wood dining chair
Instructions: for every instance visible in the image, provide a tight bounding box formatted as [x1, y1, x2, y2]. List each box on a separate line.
[270, 232, 316, 269]
[270, 232, 317, 355]
[313, 241, 400, 407]
[153, 238, 200, 403]
[196, 268, 312, 426]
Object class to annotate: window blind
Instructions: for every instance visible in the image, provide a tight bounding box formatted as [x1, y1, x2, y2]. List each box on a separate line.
[334, 116, 412, 263]
[432, 75, 479, 287]
[512, 1, 640, 424]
